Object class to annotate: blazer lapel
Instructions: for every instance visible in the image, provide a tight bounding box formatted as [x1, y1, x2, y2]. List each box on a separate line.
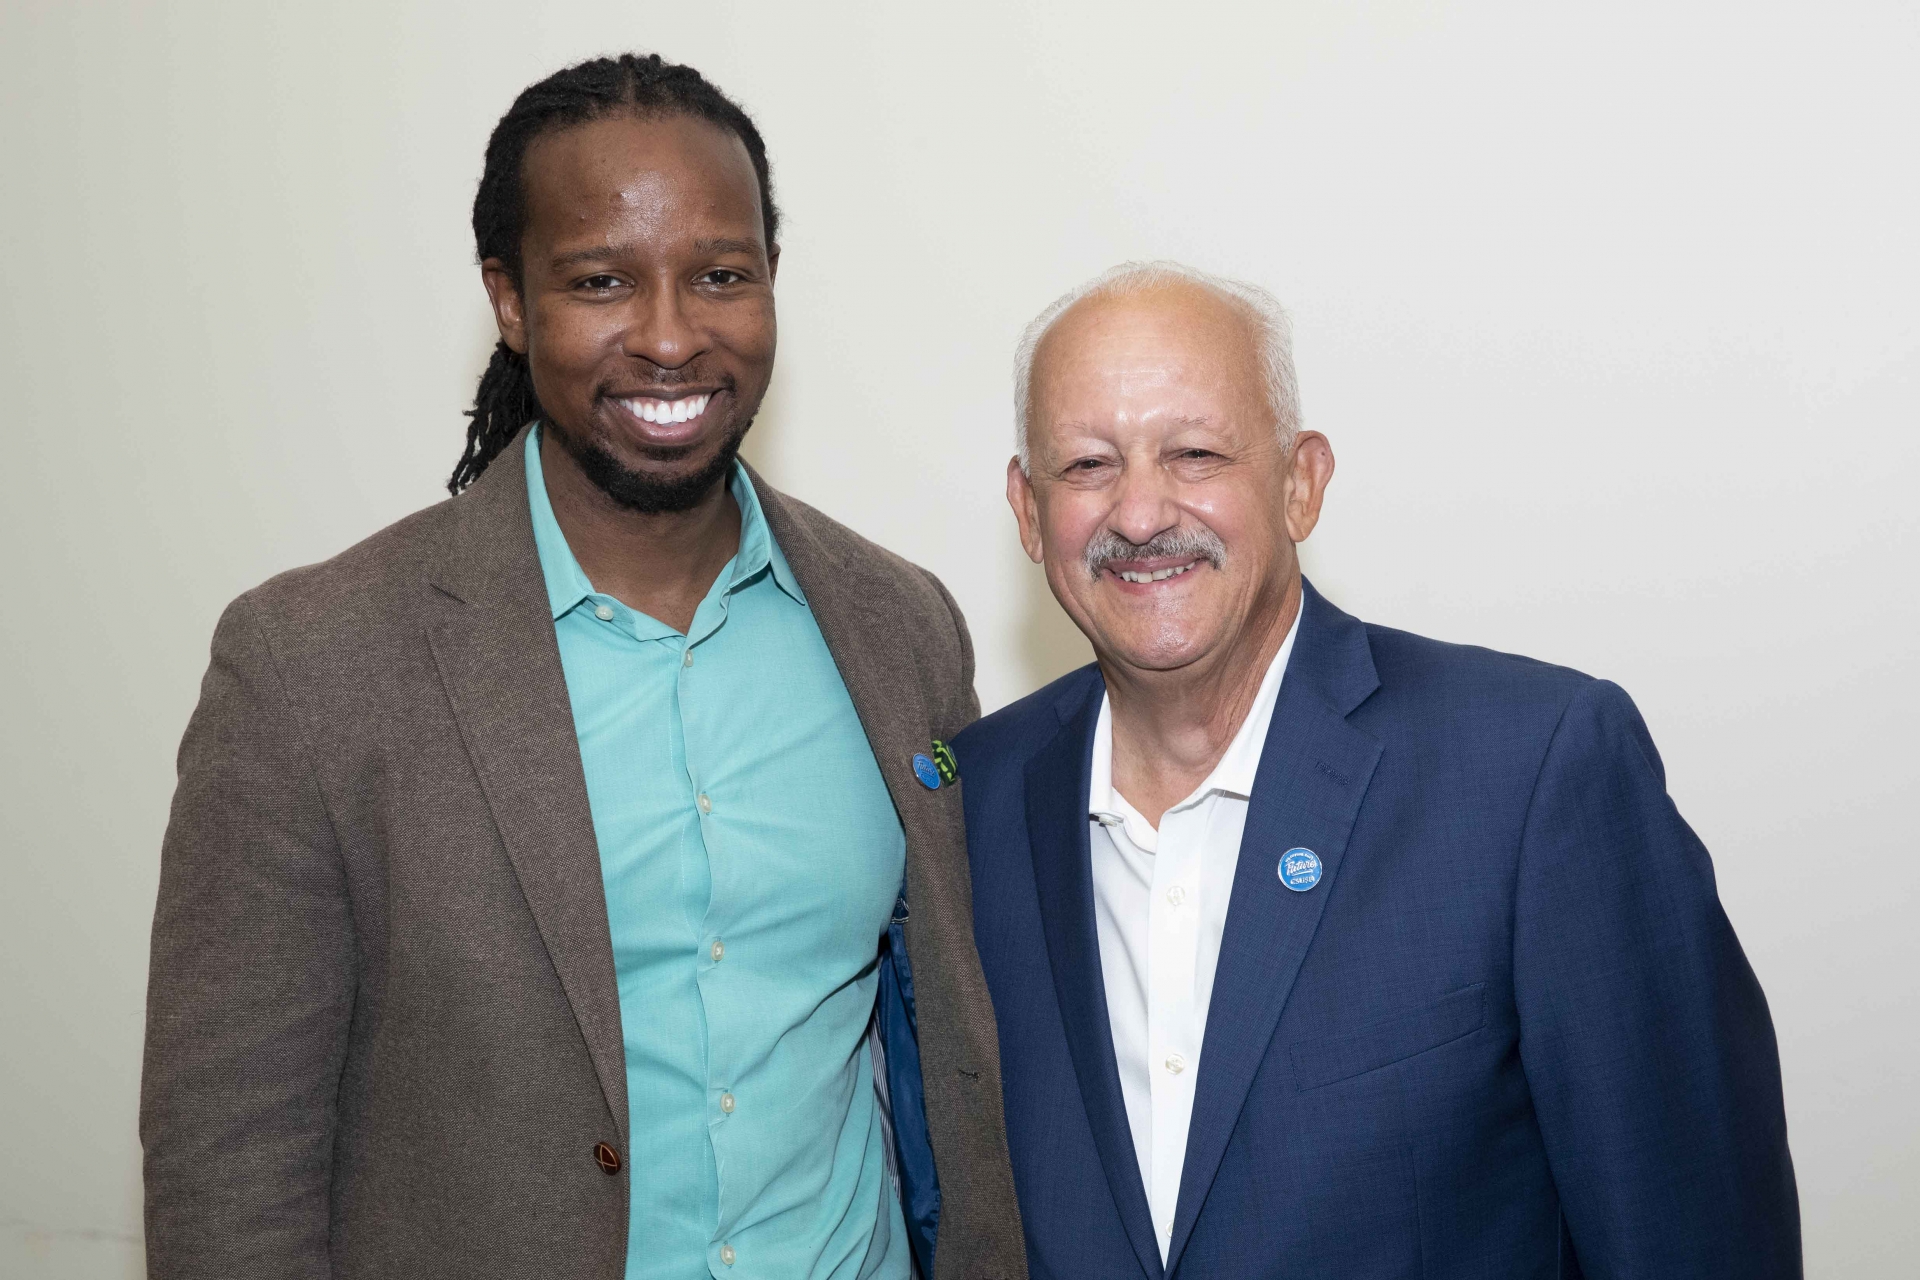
[424, 431, 628, 1138]
[1165, 582, 1383, 1272]
[1027, 677, 1165, 1280]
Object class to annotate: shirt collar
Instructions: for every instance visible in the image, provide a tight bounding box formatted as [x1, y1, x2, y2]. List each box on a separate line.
[1089, 698, 1164, 853]
[1204, 612, 1297, 799]
[523, 425, 806, 624]
[728, 458, 807, 606]
[1088, 606, 1302, 842]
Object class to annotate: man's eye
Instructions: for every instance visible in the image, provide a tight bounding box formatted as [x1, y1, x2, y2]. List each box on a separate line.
[580, 274, 624, 291]
[1066, 458, 1109, 472]
[698, 269, 745, 286]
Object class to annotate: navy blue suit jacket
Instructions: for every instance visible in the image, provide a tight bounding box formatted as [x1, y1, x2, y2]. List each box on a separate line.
[955, 581, 1798, 1279]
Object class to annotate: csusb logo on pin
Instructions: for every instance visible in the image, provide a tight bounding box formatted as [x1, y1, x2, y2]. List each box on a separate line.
[1279, 847, 1323, 892]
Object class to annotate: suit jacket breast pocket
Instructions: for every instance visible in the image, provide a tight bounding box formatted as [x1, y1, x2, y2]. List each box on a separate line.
[1289, 983, 1487, 1092]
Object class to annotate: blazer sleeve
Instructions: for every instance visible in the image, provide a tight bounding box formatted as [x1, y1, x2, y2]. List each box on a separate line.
[1513, 679, 1800, 1278]
[140, 594, 353, 1279]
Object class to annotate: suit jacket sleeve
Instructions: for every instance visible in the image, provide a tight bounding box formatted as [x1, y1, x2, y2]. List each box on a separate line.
[1513, 679, 1800, 1278]
[141, 594, 354, 1279]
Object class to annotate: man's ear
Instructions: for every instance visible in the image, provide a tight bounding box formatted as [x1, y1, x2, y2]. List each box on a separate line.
[1283, 431, 1336, 543]
[1006, 456, 1046, 565]
[481, 258, 529, 354]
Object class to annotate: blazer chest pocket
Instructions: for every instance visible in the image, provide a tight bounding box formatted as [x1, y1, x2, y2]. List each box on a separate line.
[1289, 983, 1486, 1091]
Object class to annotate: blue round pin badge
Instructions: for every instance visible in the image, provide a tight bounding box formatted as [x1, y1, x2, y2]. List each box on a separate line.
[1279, 847, 1322, 892]
[912, 753, 943, 790]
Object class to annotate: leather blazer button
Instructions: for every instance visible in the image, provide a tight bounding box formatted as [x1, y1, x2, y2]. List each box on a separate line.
[594, 1142, 621, 1175]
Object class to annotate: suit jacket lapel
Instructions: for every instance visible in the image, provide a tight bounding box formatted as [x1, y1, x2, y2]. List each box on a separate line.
[1027, 677, 1165, 1280]
[1166, 582, 1383, 1272]
[423, 430, 628, 1138]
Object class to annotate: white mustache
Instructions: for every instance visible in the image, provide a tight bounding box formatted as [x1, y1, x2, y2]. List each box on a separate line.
[1083, 526, 1227, 580]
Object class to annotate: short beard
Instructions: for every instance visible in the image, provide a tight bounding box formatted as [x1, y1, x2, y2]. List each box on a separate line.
[1083, 525, 1227, 580]
[554, 416, 753, 515]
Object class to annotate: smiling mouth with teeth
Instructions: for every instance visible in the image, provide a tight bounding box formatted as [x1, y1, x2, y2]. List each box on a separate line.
[617, 392, 713, 425]
[1113, 562, 1200, 584]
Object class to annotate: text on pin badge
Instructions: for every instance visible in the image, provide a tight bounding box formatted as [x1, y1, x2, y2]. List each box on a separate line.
[1279, 847, 1322, 892]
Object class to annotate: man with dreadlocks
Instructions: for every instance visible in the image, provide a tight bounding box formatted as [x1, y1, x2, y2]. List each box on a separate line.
[141, 55, 1026, 1280]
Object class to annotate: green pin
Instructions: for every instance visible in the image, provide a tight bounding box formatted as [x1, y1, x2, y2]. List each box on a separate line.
[930, 739, 959, 785]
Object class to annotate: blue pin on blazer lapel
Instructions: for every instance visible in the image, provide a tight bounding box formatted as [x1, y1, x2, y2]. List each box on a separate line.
[1024, 674, 1167, 1280]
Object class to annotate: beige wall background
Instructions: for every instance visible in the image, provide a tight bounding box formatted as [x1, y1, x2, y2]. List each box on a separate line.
[2, 1, 1916, 1275]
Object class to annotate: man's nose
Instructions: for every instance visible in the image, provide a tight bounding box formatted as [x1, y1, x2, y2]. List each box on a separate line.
[622, 281, 704, 369]
[1109, 459, 1183, 546]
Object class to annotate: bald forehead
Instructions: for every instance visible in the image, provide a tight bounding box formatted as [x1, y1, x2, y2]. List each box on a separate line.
[1034, 280, 1262, 383]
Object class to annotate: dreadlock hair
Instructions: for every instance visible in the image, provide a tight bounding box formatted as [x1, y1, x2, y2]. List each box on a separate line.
[447, 53, 781, 494]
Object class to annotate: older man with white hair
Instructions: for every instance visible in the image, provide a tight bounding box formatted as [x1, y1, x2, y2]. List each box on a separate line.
[954, 262, 1799, 1279]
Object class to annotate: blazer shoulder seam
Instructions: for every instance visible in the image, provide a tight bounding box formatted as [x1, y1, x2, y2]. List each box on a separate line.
[1507, 674, 1612, 961]
[226, 590, 352, 871]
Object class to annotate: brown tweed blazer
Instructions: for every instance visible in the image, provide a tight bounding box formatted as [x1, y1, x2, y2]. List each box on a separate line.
[140, 431, 1027, 1280]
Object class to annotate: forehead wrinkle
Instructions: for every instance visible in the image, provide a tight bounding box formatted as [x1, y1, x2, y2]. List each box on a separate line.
[1031, 418, 1090, 457]
[545, 226, 762, 273]
[549, 240, 637, 270]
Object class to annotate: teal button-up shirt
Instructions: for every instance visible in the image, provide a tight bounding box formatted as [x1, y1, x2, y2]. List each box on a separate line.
[526, 429, 910, 1280]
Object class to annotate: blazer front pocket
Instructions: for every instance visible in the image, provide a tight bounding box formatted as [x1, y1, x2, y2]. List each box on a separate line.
[1289, 983, 1487, 1091]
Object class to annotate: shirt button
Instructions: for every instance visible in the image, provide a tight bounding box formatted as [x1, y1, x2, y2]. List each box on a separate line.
[1166, 885, 1187, 907]
[683, 648, 694, 667]
[697, 793, 712, 815]
[1164, 1053, 1187, 1075]
[719, 1244, 736, 1266]
[710, 939, 725, 962]
[593, 604, 615, 621]
[720, 1092, 736, 1114]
